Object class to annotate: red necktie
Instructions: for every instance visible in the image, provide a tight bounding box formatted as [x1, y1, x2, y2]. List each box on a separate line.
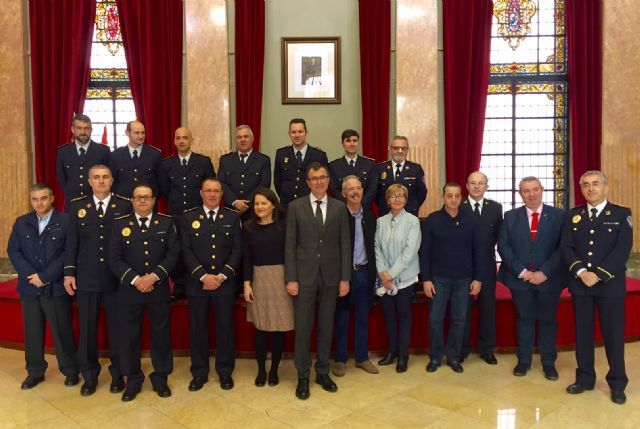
[530, 212, 539, 240]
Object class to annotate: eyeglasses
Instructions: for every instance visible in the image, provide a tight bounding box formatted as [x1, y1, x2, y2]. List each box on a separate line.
[308, 175, 329, 182]
[467, 181, 487, 186]
[132, 195, 154, 202]
[389, 194, 406, 200]
[390, 146, 408, 152]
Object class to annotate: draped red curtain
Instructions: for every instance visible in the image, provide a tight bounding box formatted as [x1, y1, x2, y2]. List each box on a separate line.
[566, 0, 603, 205]
[442, 0, 493, 184]
[235, 0, 265, 150]
[116, 0, 183, 156]
[29, 0, 96, 209]
[359, 0, 391, 162]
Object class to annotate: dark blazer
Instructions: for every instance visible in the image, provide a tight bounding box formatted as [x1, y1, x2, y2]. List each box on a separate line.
[109, 144, 163, 198]
[285, 196, 351, 286]
[108, 213, 179, 303]
[274, 145, 328, 206]
[56, 141, 111, 204]
[328, 156, 379, 207]
[180, 206, 243, 296]
[347, 205, 377, 288]
[218, 150, 271, 208]
[376, 160, 427, 216]
[461, 198, 503, 263]
[497, 204, 567, 293]
[561, 203, 633, 298]
[159, 152, 215, 216]
[64, 194, 132, 292]
[7, 210, 69, 297]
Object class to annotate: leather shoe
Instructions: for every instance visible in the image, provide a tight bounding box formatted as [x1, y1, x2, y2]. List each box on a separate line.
[480, 353, 498, 365]
[448, 361, 464, 373]
[80, 380, 97, 396]
[378, 352, 397, 366]
[268, 370, 279, 386]
[315, 373, 338, 392]
[188, 376, 208, 391]
[110, 377, 125, 393]
[396, 356, 408, 373]
[296, 378, 310, 400]
[332, 362, 346, 377]
[121, 387, 140, 402]
[426, 361, 440, 373]
[153, 384, 172, 398]
[21, 375, 44, 390]
[513, 363, 530, 377]
[611, 389, 626, 405]
[566, 383, 594, 395]
[64, 374, 80, 386]
[219, 375, 234, 390]
[255, 371, 266, 387]
[543, 365, 559, 381]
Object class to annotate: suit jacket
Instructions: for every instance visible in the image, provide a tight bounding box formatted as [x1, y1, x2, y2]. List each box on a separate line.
[7, 210, 69, 297]
[461, 198, 503, 265]
[109, 144, 162, 198]
[179, 206, 243, 296]
[218, 150, 271, 208]
[497, 204, 567, 292]
[56, 140, 111, 203]
[561, 203, 633, 297]
[347, 205, 377, 287]
[285, 196, 351, 286]
[159, 152, 215, 216]
[274, 145, 328, 205]
[376, 160, 427, 216]
[64, 194, 132, 292]
[328, 156, 379, 207]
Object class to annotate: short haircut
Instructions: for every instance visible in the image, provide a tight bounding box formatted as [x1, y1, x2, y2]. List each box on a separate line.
[88, 164, 112, 176]
[518, 176, 542, 190]
[306, 161, 328, 178]
[132, 183, 154, 197]
[341, 129, 360, 141]
[385, 183, 408, 201]
[30, 182, 54, 195]
[126, 120, 143, 133]
[201, 177, 222, 189]
[466, 171, 488, 184]
[341, 175, 361, 191]
[580, 170, 608, 185]
[390, 135, 409, 146]
[442, 181, 462, 195]
[236, 124, 254, 137]
[73, 114, 92, 125]
[289, 118, 307, 131]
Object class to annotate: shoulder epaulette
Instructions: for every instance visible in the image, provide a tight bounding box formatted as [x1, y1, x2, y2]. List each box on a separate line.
[57, 142, 73, 149]
[157, 213, 173, 218]
[114, 213, 132, 220]
[162, 154, 176, 161]
[361, 155, 375, 161]
[222, 206, 240, 214]
[113, 193, 130, 201]
[183, 206, 199, 213]
[71, 195, 89, 202]
[147, 144, 162, 152]
[377, 160, 390, 165]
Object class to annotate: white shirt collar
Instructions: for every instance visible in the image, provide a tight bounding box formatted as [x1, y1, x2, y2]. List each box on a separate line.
[128, 145, 142, 157]
[239, 150, 252, 160]
[525, 204, 543, 217]
[392, 160, 406, 170]
[135, 212, 152, 223]
[93, 194, 111, 207]
[203, 205, 219, 216]
[344, 154, 358, 164]
[179, 152, 192, 163]
[468, 196, 484, 208]
[75, 140, 90, 152]
[309, 193, 328, 205]
[587, 199, 608, 216]
[293, 144, 308, 158]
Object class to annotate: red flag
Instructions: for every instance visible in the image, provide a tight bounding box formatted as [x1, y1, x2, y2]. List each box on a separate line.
[101, 125, 108, 145]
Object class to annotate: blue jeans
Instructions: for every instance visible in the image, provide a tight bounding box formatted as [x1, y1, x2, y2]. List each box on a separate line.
[334, 268, 372, 363]
[428, 276, 470, 363]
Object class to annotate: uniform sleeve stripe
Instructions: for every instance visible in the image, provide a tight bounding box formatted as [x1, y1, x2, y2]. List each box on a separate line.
[224, 264, 236, 275]
[596, 266, 614, 279]
[568, 261, 582, 271]
[120, 268, 132, 283]
[191, 265, 203, 276]
[158, 265, 169, 276]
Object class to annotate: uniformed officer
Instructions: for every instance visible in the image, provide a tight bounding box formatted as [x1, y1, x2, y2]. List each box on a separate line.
[218, 125, 271, 220]
[109, 120, 162, 199]
[376, 135, 427, 216]
[274, 118, 328, 206]
[7, 183, 79, 390]
[328, 129, 378, 207]
[108, 184, 179, 401]
[562, 170, 633, 405]
[180, 178, 242, 392]
[63, 164, 131, 396]
[56, 114, 111, 209]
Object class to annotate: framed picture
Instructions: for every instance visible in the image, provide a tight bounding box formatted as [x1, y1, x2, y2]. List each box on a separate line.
[281, 37, 341, 104]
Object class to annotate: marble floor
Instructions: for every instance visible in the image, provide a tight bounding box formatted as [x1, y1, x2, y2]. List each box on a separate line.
[1, 344, 639, 429]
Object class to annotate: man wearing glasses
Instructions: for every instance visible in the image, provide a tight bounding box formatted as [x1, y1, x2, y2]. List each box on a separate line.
[376, 136, 427, 216]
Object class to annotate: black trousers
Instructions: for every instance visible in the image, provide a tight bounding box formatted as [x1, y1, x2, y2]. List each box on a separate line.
[379, 285, 414, 358]
[76, 289, 120, 382]
[463, 273, 497, 356]
[21, 295, 78, 378]
[188, 293, 236, 378]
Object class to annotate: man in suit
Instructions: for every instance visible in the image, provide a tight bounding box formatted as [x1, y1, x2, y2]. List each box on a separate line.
[460, 171, 503, 365]
[328, 129, 378, 207]
[497, 176, 566, 381]
[108, 184, 179, 401]
[376, 135, 427, 216]
[56, 114, 111, 210]
[7, 183, 79, 390]
[285, 162, 351, 400]
[63, 164, 131, 396]
[332, 175, 378, 377]
[180, 178, 242, 392]
[218, 125, 271, 221]
[109, 120, 162, 199]
[562, 170, 633, 405]
[274, 118, 328, 206]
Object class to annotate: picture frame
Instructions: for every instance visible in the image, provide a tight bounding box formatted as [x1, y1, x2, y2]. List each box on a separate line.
[281, 37, 341, 104]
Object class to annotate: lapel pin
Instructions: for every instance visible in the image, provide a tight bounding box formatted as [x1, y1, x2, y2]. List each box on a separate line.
[78, 209, 86, 218]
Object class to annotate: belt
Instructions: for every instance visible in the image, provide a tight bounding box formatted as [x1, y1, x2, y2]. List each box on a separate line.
[353, 264, 367, 271]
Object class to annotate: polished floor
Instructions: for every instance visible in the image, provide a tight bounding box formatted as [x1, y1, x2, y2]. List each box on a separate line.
[1, 344, 639, 429]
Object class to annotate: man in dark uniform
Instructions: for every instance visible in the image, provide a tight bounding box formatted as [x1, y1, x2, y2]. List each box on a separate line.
[376, 135, 427, 216]
[180, 178, 242, 392]
[460, 171, 502, 365]
[274, 118, 328, 206]
[56, 114, 111, 210]
[7, 183, 79, 390]
[63, 164, 131, 396]
[109, 120, 162, 199]
[108, 184, 179, 401]
[328, 129, 378, 207]
[218, 125, 271, 221]
[562, 170, 633, 405]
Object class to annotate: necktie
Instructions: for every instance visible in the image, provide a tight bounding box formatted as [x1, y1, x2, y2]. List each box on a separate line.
[473, 202, 481, 217]
[296, 151, 303, 168]
[139, 217, 148, 231]
[590, 208, 598, 221]
[182, 158, 187, 167]
[395, 163, 402, 181]
[530, 212, 539, 240]
[79, 147, 86, 157]
[315, 200, 323, 228]
[97, 201, 104, 218]
[132, 149, 139, 161]
[208, 210, 215, 223]
[240, 153, 248, 164]
[349, 159, 355, 168]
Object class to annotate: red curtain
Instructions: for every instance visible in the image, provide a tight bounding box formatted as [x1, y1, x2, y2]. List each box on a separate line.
[566, 0, 603, 205]
[116, 0, 183, 156]
[235, 0, 265, 150]
[442, 0, 493, 184]
[359, 0, 391, 162]
[29, 0, 96, 209]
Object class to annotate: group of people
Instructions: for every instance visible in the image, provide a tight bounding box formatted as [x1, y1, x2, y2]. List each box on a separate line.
[6, 114, 633, 406]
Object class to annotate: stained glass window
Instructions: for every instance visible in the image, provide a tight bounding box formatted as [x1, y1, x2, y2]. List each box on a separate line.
[481, 0, 568, 210]
[83, 0, 136, 150]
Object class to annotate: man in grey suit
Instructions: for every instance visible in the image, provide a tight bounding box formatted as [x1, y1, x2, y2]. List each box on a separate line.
[285, 161, 351, 400]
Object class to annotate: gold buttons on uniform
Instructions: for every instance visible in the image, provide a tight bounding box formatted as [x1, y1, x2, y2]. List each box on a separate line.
[144, 262, 149, 266]
[211, 255, 216, 259]
[144, 241, 148, 245]
[589, 230, 594, 234]
[211, 265, 216, 270]
[587, 263, 592, 267]
[588, 252, 593, 256]
[589, 241, 593, 245]
[145, 251, 149, 255]
[212, 245, 216, 249]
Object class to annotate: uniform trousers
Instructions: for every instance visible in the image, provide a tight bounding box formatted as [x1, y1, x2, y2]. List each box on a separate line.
[463, 272, 496, 356]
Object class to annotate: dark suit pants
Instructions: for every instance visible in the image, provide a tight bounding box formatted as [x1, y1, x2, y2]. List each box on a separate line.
[463, 273, 497, 356]
[76, 289, 120, 383]
[380, 285, 413, 358]
[119, 301, 172, 390]
[510, 287, 561, 366]
[428, 277, 469, 363]
[334, 267, 372, 363]
[188, 294, 236, 378]
[294, 276, 338, 379]
[21, 295, 78, 378]
[573, 294, 627, 391]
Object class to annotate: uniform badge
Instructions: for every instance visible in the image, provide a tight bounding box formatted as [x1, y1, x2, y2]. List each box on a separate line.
[154, 220, 159, 225]
[381, 171, 387, 180]
[199, 214, 204, 219]
[78, 209, 86, 218]
[122, 227, 131, 237]
[405, 166, 409, 171]
[605, 210, 611, 216]
[192, 220, 201, 229]
[129, 221, 135, 226]
[111, 204, 116, 208]
[86, 203, 92, 208]
[572, 214, 581, 224]
[284, 157, 289, 163]
[219, 214, 224, 220]
[628, 216, 633, 228]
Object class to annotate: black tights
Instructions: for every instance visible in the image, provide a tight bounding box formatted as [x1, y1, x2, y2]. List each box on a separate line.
[255, 330, 285, 374]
